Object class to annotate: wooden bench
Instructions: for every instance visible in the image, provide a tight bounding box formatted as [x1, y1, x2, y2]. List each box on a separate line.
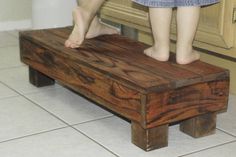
[19, 27, 230, 151]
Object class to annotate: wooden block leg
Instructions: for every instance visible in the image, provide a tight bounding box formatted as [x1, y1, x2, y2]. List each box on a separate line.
[131, 122, 168, 151]
[180, 112, 217, 138]
[29, 67, 55, 87]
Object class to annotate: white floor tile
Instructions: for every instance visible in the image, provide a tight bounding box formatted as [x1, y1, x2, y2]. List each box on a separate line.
[0, 83, 18, 99]
[183, 141, 236, 157]
[0, 96, 66, 142]
[0, 66, 61, 94]
[0, 46, 25, 70]
[75, 117, 235, 157]
[0, 127, 116, 157]
[0, 32, 18, 47]
[25, 87, 113, 125]
[217, 94, 236, 136]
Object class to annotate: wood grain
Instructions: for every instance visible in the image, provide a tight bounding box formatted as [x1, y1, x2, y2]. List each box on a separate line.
[180, 112, 217, 138]
[131, 121, 168, 151]
[19, 27, 230, 151]
[20, 38, 143, 123]
[145, 79, 229, 128]
[29, 67, 55, 87]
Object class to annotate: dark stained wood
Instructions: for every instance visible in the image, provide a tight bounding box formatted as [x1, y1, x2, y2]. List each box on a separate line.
[20, 31, 171, 93]
[19, 27, 230, 151]
[49, 27, 229, 85]
[29, 67, 55, 87]
[145, 79, 229, 128]
[180, 112, 217, 138]
[21, 28, 229, 92]
[20, 38, 143, 123]
[131, 121, 168, 151]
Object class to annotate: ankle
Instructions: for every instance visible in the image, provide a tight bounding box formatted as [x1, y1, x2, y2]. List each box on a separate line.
[153, 44, 170, 53]
[74, 7, 92, 22]
[147, 45, 170, 61]
[176, 50, 200, 64]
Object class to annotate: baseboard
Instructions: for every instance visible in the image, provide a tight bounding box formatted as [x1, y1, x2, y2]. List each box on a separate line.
[0, 19, 32, 31]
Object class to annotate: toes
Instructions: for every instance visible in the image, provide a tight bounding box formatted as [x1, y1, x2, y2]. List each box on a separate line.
[65, 39, 80, 49]
[65, 40, 72, 48]
[70, 43, 80, 48]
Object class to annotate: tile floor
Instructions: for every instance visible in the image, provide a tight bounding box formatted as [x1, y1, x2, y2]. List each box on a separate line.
[0, 30, 235, 157]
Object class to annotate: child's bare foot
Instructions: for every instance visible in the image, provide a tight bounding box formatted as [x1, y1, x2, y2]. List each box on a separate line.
[144, 45, 170, 62]
[176, 47, 200, 64]
[65, 7, 89, 48]
[85, 16, 120, 39]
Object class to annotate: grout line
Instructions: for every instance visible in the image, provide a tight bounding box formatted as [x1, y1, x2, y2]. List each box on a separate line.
[178, 140, 236, 157]
[0, 82, 75, 126]
[71, 115, 115, 126]
[0, 82, 120, 157]
[69, 125, 120, 157]
[0, 126, 69, 144]
[25, 97, 120, 157]
[216, 128, 236, 138]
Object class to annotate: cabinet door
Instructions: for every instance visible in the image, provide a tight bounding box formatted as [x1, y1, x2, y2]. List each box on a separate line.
[171, 0, 236, 48]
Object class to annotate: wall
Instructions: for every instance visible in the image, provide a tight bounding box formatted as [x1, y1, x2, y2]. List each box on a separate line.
[0, 0, 32, 31]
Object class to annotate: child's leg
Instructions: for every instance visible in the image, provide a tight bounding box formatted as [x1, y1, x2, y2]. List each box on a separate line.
[85, 16, 120, 39]
[144, 8, 172, 62]
[176, 6, 201, 64]
[65, 0, 105, 48]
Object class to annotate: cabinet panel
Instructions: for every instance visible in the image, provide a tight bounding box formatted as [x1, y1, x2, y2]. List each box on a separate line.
[171, 0, 235, 48]
[101, 0, 236, 48]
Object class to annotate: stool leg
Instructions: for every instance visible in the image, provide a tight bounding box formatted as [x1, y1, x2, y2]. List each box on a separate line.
[180, 112, 216, 138]
[131, 121, 168, 151]
[29, 67, 55, 87]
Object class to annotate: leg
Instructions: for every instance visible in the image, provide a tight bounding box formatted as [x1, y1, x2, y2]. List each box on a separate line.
[180, 112, 216, 138]
[176, 6, 201, 64]
[144, 8, 172, 62]
[29, 67, 55, 87]
[65, 0, 119, 48]
[65, 0, 105, 48]
[131, 121, 168, 151]
[85, 16, 120, 39]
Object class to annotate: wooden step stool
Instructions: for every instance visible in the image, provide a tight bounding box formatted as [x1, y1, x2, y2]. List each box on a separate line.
[19, 27, 230, 151]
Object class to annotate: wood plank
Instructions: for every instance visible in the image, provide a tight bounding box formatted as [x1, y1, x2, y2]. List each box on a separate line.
[131, 121, 168, 151]
[48, 27, 229, 89]
[29, 67, 55, 87]
[20, 38, 143, 123]
[145, 79, 229, 128]
[180, 112, 217, 138]
[20, 31, 171, 92]
[49, 28, 201, 80]
[46, 28, 205, 90]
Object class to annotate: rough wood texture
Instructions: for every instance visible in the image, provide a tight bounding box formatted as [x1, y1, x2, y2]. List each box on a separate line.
[180, 112, 217, 138]
[19, 27, 230, 151]
[132, 122, 168, 151]
[146, 80, 229, 128]
[29, 67, 55, 87]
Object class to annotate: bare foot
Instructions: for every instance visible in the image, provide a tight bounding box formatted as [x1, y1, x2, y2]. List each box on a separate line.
[85, 16, 120, 39]
[176, 47, 200, 64]
[65, 7, 89, 48]
[144, 46, 170, 62]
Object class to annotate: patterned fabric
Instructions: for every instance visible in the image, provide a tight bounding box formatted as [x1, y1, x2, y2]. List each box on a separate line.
[133, 0, 220, 7]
